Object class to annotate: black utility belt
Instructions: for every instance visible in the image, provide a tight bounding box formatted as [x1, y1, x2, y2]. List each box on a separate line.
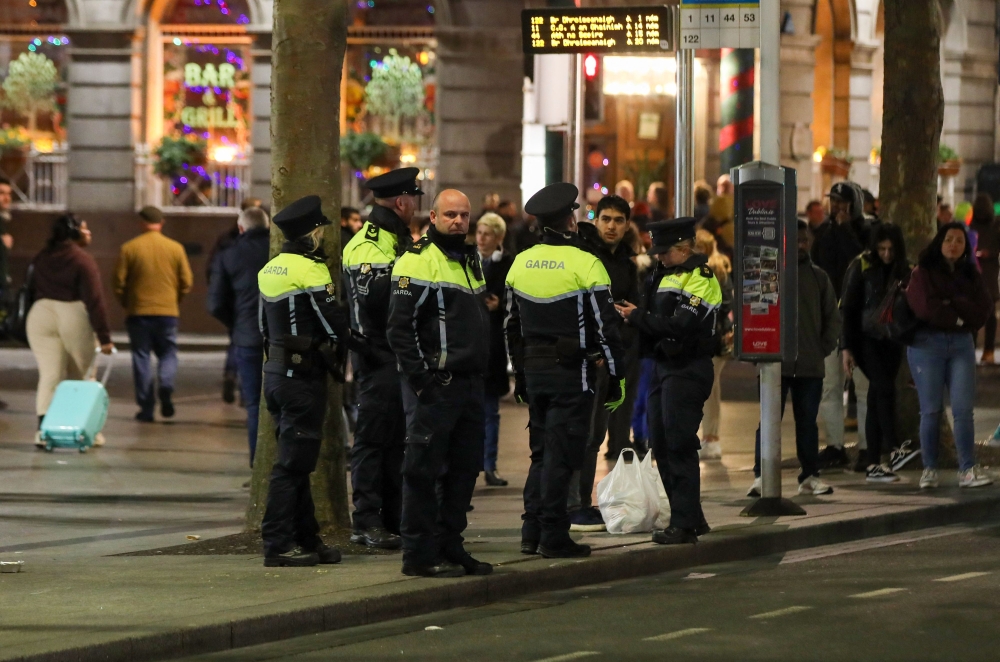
[524, 338, 600, 369]
[266, 334, 346, 382]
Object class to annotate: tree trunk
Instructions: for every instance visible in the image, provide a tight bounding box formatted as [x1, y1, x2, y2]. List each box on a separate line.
[245, 0, 351, 532]
[880, 0, 957, 467]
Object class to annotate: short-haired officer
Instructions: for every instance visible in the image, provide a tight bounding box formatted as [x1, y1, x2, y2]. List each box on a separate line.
[258, 195, 350, 567]
[505, 183, 627, 559]
[387, 188, 492, 578]
[341, 168, 423, 550]
[616, 218, 721, 545]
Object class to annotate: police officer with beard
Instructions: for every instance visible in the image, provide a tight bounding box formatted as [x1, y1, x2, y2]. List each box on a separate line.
[342, 168, 423, 549]
[505, 183, 627, 559]
[258, 195, 350, 567]
[616, 218, 721, 545]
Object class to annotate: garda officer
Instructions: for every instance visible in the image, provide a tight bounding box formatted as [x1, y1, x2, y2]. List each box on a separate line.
[342, 168, 423, 549]
[386, 189, 492, 578]
[616, 218, 721, 545]
[505, 183, 627, 559]
[258, 195, 351, 567]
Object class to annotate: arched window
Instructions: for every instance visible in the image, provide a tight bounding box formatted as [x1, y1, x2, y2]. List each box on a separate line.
[163, 0, 251, 26]
[0, 0, 68, 25]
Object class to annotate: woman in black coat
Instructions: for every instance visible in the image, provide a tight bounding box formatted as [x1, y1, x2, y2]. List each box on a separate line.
[477, 213, 514, 486]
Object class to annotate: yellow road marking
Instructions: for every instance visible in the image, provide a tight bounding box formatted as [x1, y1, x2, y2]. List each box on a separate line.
[935, 572, 990, 583]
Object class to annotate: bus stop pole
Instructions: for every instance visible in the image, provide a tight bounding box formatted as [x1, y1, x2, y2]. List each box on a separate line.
[675, 49, 694, 218]
[573, 53, 585, 213]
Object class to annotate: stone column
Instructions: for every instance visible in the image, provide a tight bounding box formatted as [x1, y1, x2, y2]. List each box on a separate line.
[847, 42, 877, 190]
[250, 33, 273, 204]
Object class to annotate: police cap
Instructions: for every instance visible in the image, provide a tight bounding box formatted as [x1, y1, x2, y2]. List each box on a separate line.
[273, 195, 331, 239]
[648, 217, 698, 256]
[524, 182, 580, 223]
[365, 167, 424, 198]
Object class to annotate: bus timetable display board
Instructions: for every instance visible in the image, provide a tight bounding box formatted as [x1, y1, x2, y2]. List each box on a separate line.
[522, 6, 674, 54]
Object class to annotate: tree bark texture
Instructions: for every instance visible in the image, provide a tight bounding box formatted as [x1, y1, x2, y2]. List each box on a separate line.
[245, 0, 351, 532]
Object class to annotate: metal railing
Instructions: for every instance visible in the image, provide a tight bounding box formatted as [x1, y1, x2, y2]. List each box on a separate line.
[134, 143, 252, 213]
[1, 145, 68, 211]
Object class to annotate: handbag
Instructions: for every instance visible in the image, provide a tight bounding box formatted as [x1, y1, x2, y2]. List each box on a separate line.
[873, 277, 920, 344]
[3, 263, 34, 344]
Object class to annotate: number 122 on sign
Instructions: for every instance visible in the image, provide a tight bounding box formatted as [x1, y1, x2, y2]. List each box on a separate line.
[680, 2, 760, 50]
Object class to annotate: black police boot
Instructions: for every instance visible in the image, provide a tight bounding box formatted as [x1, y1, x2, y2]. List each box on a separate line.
[263, 547, 320, 567]
[445, 551, 493, 576]
[694, 517, 711, 537]
[538, 540, 591, 559]
[521, 540, 539, 555]
[158, 388, 175, 419]
[484, 470, 509, 487]
[652, 526, 698, 545]
[401, 560, 466, 578]
[350, 527, 402, 550]
[308, 542, 342, 564]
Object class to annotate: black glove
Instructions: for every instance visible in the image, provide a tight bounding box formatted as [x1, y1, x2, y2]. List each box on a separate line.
[513, 373, 527, 404]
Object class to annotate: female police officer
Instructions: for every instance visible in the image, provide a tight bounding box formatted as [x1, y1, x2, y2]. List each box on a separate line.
[258, 195, 351, 567]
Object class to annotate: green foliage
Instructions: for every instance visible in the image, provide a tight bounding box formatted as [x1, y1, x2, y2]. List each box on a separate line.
[364, 49, 425, 120]
[624, 150, 668, 199]
[1, 52, 58, 119]
[153, 134, 207, 179]
[938, 144, 960, 163]
[340, 131, 388, 171]
[0, 125, 29, 151]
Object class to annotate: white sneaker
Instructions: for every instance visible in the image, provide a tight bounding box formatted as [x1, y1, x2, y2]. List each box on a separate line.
[919, 468, 939, 489]
[798, 476, 834, 495]
[958, 466, 993, 489]
[747, 477, 762, 497]
[93, 432, 106, 447]
[34, 431, 46, 448]
[699, 440, 722, 460]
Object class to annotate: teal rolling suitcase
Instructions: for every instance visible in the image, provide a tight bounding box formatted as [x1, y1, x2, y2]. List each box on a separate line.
[39, 353, 113, 453]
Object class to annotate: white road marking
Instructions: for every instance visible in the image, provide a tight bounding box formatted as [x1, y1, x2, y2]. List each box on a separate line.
[683, 573, 717, 580]
[749, 606, 813, 619]
[935, 572, 990, 583]
[530, 653, 600, 662]
[780, 525, 974, 565]
[850, 588, 907, 598]
[644, 628, 713, 642]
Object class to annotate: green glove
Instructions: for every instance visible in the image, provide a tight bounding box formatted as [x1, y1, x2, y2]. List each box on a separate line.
[605, 377, 626, 412]
[514, 373, 528, 404]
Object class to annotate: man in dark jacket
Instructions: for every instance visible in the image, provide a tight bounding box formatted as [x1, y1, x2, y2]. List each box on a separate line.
[568, 195, 640, 532]
[748, 220, 840, 497]
[208, 206, 271, 466]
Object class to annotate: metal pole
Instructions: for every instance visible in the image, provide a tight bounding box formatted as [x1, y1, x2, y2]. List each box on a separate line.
[675, 49, 694, 218]
[759, 0, 783, 500]
[573, 53, 585, 214]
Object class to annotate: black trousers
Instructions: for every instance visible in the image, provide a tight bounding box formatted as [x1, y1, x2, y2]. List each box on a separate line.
[261, 373, 326, 557]
[857, 337, 902, 463]
[522, 376, 595, 548]
[400, 374, 485, 566]
[647, 358, 713, 531]
[350, 359, 405, 533]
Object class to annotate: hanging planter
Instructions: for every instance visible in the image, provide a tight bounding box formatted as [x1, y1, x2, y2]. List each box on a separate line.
[815, 146, 853, 178]
[153, 134, 208, 180]
[938, 144, 962, 178]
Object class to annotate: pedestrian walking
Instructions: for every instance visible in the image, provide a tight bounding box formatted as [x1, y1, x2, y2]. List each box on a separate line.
[567, 194, 639, 533]
[840, 223, 918, 482]
[617, 218, 720, 545]
[906, 222, 994, 489]
[747, 221, 839, 498]
[258, 195, 350, 567]
[387, 189, 492, 578]
[208, 206, 271, 467]
[506, 183, 627, 559]
[112, 206, 193, 422]
[342, 167, 424, 550]
[476, 212, 514, 487]
[206, 219, 240, 404]
[969, 193, 999, 365]
[694, 229, 733, 460]
[811, 181, 873, 470]
[27, 214, 114, 446]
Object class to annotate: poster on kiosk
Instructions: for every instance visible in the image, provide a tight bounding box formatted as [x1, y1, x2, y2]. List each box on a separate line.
[732, 162, 798, 364]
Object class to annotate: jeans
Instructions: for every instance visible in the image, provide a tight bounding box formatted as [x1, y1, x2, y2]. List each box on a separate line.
[483, 393, 501, 472]
[818, 348, 868, 449]
[233, 345, 264, 467]
[754, 376, 823, 483]
[126, 316, 179, 416]
[631, 358, 656, 444]
[700, 356, 728, 438]
[907, 330, 978, 471]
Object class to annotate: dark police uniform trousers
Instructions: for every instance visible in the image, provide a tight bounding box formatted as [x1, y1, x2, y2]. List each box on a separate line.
[647, 356, 714, 531]
[522, 370, 595, 548]
[399, 374, 484, 566]
[350, 354, 405, 533]
[260, 372, 326, 557]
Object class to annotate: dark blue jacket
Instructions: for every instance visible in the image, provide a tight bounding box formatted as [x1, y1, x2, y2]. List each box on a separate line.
[208, 227, 270, 347]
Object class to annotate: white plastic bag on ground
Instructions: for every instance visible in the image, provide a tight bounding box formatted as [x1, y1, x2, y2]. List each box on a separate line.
[642, 452, 672, 530]
[597, 449, 660, 534]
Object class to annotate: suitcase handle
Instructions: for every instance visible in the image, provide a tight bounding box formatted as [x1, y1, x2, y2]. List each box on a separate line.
[86, 347, 117, 387]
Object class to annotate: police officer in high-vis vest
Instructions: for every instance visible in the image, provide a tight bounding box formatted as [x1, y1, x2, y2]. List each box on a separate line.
[505, 183, 627, 559]
[387, 189, 492, 578]
[258, 195, 350, 567]
[342, 168, 422, 550]
[616, 218, 721, 545]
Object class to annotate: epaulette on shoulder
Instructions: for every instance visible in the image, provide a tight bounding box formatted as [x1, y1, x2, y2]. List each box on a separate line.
[698, 264, 713, 278]
[364, 223, 380, 241]
[407, 236, 432, 254]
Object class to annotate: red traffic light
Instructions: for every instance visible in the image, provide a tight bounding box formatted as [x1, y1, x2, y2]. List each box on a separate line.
[584, 53, 598, 79]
